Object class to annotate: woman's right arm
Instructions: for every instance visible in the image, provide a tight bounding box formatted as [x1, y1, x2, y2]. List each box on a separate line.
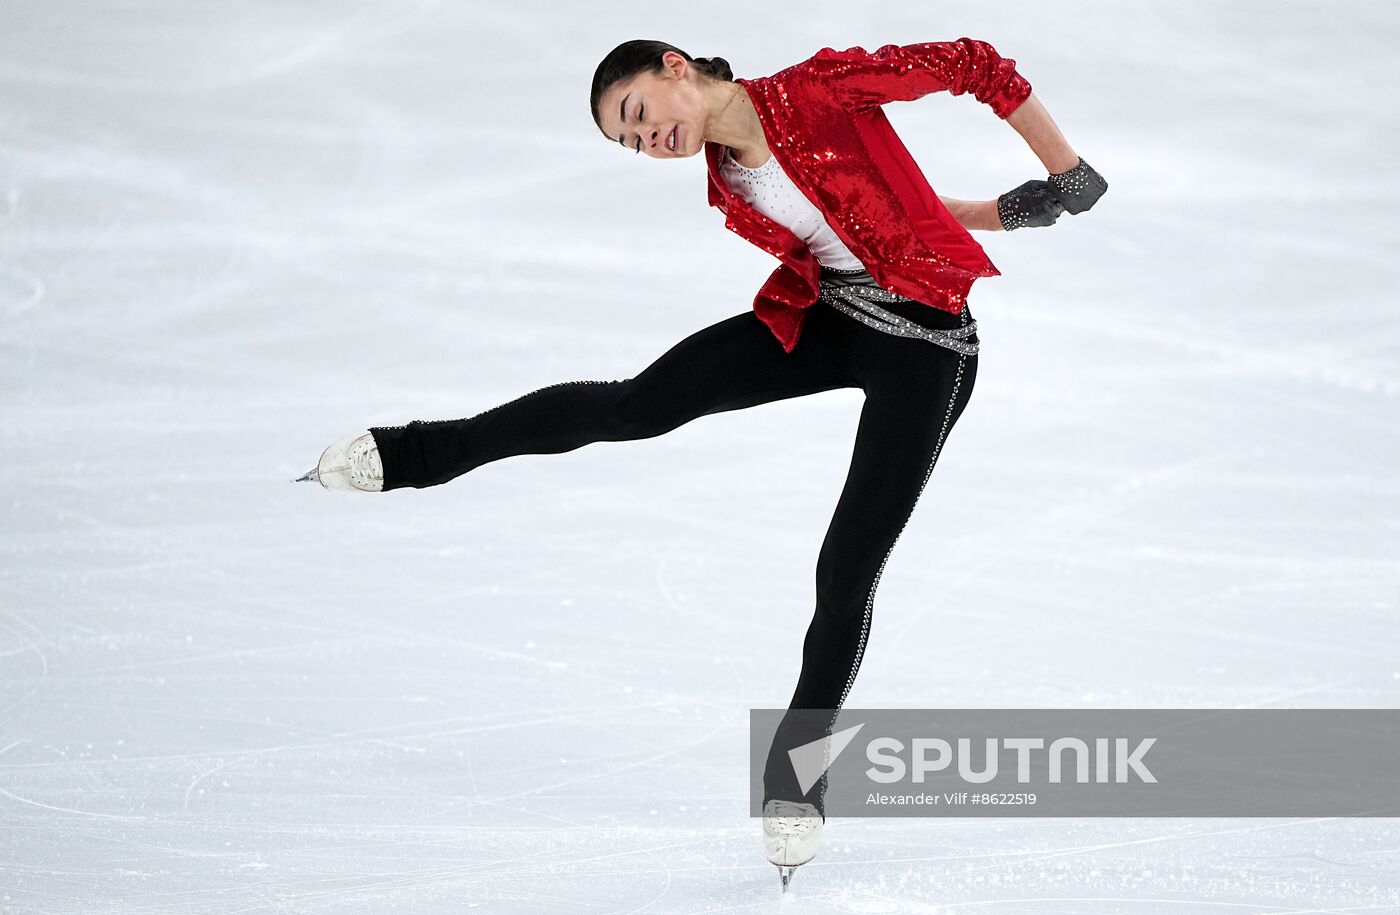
[938, 195, 1005, 232]
[945, 182, 1069, 232]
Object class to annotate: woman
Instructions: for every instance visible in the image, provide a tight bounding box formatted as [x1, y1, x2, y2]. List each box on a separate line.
[297, 36, 1105, 890]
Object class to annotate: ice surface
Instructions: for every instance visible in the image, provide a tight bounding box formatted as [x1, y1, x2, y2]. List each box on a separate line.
[2, 1, 1398, 911]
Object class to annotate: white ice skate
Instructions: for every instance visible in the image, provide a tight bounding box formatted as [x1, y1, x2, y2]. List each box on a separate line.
[763, 799, 824, 892]
[294, 430, 383, 492]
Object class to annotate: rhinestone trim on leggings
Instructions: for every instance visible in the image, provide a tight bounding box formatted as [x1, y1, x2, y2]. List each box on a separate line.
[810, 347, 971, 807]
[839, 350, 968, 711]
[819, 285, 981, 356]
[373, 379, 616, 433]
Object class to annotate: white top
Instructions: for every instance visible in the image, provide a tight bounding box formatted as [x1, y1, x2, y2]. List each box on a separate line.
[718, 146, 866, 272]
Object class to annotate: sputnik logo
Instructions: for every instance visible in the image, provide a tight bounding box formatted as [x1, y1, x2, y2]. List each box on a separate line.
[788, 723, 866, 794]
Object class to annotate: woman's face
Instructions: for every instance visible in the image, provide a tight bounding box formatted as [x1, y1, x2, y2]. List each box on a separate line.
[597, 51, 707, 160]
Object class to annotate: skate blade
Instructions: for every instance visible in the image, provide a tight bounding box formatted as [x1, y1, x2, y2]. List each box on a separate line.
[776, 864, 796, 892]
[292, 467, 321, 484]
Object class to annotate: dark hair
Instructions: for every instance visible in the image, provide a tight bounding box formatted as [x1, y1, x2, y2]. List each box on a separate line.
[590, 40, 733, 137]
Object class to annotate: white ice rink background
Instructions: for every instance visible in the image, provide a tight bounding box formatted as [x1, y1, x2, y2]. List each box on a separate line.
[2, 1, 1398, 911]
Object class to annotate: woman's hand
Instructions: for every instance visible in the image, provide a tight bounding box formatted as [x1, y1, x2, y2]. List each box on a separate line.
[1047, 157, 1108, 214]
[996, 180, 1065, 231]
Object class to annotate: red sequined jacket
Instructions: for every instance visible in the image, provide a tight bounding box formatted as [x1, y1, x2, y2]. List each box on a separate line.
[706, 37, 1033, 352]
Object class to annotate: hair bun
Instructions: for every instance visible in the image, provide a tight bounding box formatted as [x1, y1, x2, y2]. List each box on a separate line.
[695, 55, 734, 81]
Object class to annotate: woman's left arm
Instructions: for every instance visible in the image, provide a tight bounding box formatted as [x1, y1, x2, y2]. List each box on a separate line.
[1007, 91, 1108, 214]
[963, 91, 1107, 228]
[1005, 92, 1079, 174]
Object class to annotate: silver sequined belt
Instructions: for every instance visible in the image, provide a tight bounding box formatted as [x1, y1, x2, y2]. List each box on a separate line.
[817, 276, 980, 356]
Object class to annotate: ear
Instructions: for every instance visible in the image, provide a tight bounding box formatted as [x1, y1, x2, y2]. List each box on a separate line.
[660, 50, 688, 79]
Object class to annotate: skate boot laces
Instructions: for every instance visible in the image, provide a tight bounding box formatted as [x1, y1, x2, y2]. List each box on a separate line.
[764, 799, 821, 838]
[347, 435, 383, 488]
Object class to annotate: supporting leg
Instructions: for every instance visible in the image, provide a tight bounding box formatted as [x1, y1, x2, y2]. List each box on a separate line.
[763, 342, 978, 812]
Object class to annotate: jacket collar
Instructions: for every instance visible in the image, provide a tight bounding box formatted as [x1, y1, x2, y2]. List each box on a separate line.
[704, 78, 822, 291]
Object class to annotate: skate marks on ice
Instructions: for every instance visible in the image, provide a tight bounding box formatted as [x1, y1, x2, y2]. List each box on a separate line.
[0, 262, 45, 321]
[0, 0, 446, 93]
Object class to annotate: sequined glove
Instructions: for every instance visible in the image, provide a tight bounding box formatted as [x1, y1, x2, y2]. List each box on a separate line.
[1047, 157, 1107, 215]
[996, 180, 1065, 231]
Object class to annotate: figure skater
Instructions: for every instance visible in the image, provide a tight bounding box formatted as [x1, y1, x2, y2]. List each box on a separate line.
[296, 36, 1106, 891]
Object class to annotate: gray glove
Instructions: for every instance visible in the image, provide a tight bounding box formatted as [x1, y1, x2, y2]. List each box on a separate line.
[997, 180, 1065, 231]
[1047, 157, 1107, 214]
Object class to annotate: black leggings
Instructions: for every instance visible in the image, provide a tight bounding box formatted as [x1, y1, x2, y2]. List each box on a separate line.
[370, 288, 978, 810]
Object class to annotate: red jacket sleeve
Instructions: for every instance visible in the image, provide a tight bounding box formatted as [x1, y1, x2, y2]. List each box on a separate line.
[800, 37, 1033, 118]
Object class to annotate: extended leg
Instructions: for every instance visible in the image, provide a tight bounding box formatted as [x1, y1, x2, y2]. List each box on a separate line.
[370, 308, 852, 490]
